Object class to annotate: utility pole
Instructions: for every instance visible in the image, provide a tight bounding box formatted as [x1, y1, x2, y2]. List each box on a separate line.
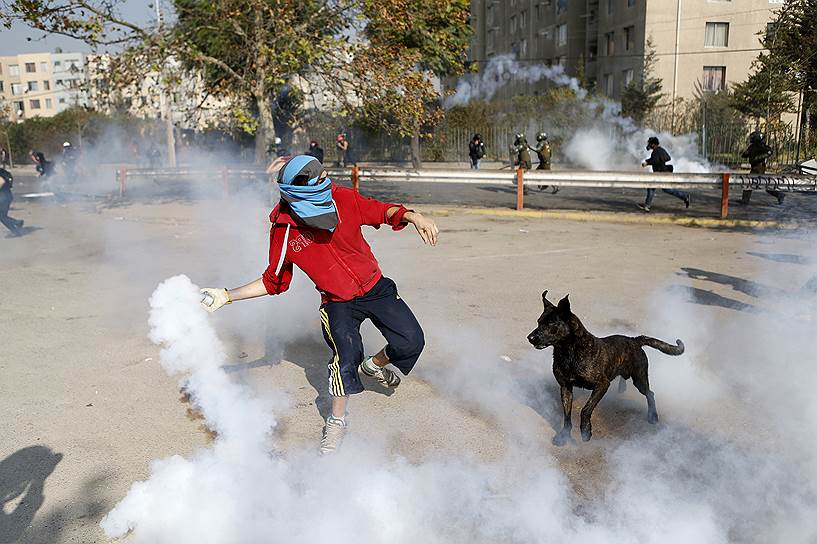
[670, 0, 682, 133]
[155, 0, 177, 167]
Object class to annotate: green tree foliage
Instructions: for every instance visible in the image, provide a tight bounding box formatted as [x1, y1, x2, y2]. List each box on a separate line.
[171, 0, 350, 162]
[739, 1, 817, 152]
[620, 38, 663, 124]
[3, 0, 472, 165]
[353, 0, 471, 167]
[730, 51, 796, 122]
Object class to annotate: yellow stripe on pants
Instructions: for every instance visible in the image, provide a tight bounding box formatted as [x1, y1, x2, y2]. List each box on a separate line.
[320, 308, 345, 397]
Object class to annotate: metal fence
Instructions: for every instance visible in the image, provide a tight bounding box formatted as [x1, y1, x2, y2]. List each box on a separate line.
[116, 165, 817, 219]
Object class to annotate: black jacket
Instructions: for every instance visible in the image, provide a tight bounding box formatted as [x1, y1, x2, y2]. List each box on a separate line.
[306, 145, 325, 164]
[0, 168, 12, 192]
[469, 140, 485, 160]
[741, 142, 772, 169]
[645, 146, 672, 172]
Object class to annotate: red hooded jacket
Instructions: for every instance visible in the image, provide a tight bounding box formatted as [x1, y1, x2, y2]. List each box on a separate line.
[262, 185, 409, 303]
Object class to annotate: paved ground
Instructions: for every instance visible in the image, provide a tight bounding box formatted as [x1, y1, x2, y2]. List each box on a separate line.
[1, 173, 816, 542]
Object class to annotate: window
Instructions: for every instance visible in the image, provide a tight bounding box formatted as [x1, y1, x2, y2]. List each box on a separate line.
[39, 61, 48, 72]
[510, 15, 517, 33]
[624, 26, 634, 51]
[520, 10, 527, 30]
[14, 101, 24, 114]
[704, 22, 729, 47]
[628, 0, 635, 6]
[766, 22, 776, 42]
[623, 69, 634, 86]
[9, 64, 20, 77]
[59, 97, 66, 104]
[520, 38, 528, 56]
[607, 0, 613, 15]
[604, 73, 614, 95]
[557, 0, 568, 14]
[45, 98, 53, 108]
[25, 62, 36, 73]
[27, 81, 38, 92]
[11, 83, 23, 96]
[702, 66, 726, 92]
[30, 99, 41, 109]
[605, 32, 615, 55]
[56, 79, 63, 87]
[43, 80, 50, 90]
[556, 24, 567, 47]
[54, 60, 61, 67]
[0, 82, 3, 92]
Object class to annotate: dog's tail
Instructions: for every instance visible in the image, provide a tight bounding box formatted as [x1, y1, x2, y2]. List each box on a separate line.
[637, 336, 685, 355]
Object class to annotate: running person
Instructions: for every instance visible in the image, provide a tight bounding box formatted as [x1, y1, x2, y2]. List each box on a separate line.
[200, 155, 439, 454]
[0, 168, 24, 237]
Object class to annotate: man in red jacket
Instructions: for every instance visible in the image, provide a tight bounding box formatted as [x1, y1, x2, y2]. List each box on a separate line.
[201, 155, 439, 454]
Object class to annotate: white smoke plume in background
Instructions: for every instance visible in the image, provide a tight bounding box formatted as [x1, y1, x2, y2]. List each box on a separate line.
[100, 254, 817, 543]
[448, 54, 714, 173]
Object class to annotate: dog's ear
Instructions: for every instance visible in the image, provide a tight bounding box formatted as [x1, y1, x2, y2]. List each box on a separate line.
[542, 290, 554, 307]
[557, 294, 571, 316]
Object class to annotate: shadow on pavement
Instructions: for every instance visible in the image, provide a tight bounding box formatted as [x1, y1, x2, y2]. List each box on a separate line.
[680, 267, 784, 299]
[0, 446, 62, 544]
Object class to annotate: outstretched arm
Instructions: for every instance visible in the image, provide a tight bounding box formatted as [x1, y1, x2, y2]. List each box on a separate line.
[388, 207, 439, 246]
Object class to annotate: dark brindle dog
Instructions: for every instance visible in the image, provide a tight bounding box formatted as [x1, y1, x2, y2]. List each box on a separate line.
[527, 291, 684, 445]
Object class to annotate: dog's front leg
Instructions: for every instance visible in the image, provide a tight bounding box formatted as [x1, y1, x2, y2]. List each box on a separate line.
[580, 383, 610, 442]
[553, 384, 573, 446]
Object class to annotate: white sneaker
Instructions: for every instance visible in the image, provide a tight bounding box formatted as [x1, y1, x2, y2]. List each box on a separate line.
[320, 416, 348, 455]
[360, 356, 401, 388]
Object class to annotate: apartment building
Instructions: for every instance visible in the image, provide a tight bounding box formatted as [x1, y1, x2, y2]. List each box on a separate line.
[466, 0, 782, 102]
[0, 51, 88, 121]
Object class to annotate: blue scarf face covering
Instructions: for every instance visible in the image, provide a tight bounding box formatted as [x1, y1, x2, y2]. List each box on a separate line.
[277, 155, 339, 231]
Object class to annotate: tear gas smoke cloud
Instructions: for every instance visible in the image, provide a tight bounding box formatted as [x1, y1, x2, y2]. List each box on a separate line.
[449, 54, 715, 173]
[101, 264, 817, 542]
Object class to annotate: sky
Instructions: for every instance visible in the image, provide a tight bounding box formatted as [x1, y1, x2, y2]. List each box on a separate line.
[0, 0, 160, 56]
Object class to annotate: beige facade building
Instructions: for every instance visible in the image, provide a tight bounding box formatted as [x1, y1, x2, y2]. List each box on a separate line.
[466, 0, 782, 102]
[0, 51, 88, 121]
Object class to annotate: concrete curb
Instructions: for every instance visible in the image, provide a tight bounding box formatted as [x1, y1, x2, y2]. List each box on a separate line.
[423, 205, 807, 230]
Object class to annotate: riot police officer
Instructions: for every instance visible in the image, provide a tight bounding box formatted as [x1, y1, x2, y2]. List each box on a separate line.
[532, 131, 558, 193]
[510, 133, 531, 170]
[740, 131, 784, 205]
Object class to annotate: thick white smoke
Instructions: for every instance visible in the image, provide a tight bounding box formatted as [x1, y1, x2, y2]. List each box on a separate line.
[449, 54, 714, 172]
[101, 260, 817, 543]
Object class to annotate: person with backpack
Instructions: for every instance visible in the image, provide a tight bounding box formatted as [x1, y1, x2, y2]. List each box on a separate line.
[468, 134, 486, 169]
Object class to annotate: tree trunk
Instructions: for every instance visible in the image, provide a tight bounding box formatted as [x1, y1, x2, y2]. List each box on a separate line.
[410, 122, 422, 169]
[255, 90, 276, 165]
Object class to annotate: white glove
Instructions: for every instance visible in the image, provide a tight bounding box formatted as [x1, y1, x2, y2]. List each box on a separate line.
[200, 288, 231, 313]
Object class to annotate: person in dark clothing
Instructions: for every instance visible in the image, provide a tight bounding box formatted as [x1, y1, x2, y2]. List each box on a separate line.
[469, 133, 486, 169]
[740, 131, 783, 205]
[510, 133, 532, 170]
[0, 147, 9, 169]
[532, 131, 558, 193]
[61, 142, 78, 181]
[0, 168, 24, 237]
[638, 136, 690, 212]
[305, 140, 325, 164]
[30, 150, 51, 177]
[335, 133, 349, 167]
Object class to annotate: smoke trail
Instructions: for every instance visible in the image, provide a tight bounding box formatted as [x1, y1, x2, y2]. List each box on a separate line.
[448, 54, 714, 172]
[101, 267, 817, 543]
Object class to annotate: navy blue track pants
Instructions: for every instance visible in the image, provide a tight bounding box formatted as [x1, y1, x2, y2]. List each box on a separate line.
[319, 277, 424, 396]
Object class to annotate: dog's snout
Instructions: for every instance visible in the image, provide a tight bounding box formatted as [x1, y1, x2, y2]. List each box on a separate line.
[527, 331, 538, 344]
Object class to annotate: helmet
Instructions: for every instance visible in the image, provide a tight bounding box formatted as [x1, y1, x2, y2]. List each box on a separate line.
[473, 133, 482, 141]
[749, 131, 764, 143]
[536, 132, 548, 142]
[646, 136, 659, 150]
[63, 141, 71, 147]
